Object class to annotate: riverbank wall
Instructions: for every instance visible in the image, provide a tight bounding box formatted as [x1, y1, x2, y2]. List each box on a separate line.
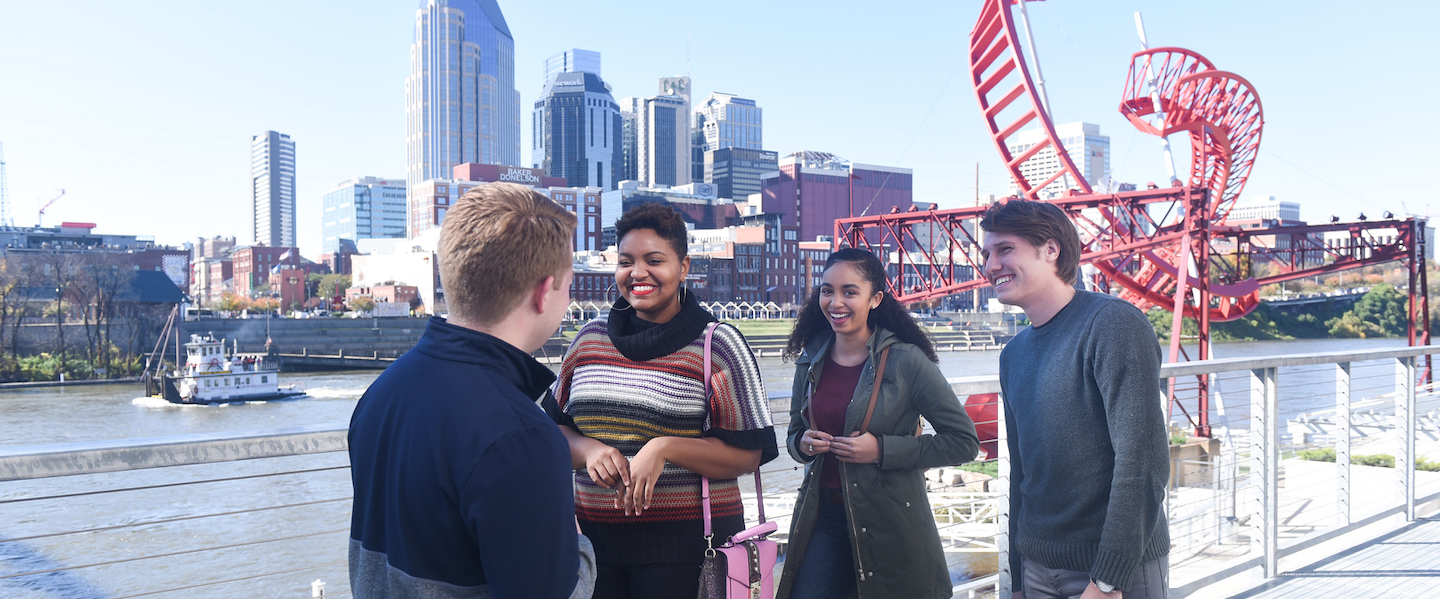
[178, 316, 428, 359]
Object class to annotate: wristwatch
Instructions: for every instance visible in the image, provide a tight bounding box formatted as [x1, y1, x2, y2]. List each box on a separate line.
[1091, 578, 1116, 594]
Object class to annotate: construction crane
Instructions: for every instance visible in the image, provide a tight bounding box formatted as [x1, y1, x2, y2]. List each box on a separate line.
[0, 142, 10, 228]
[38, 189, 64, 228]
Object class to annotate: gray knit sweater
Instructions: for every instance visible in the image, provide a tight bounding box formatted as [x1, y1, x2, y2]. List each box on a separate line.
[998, 291, 1170, 593]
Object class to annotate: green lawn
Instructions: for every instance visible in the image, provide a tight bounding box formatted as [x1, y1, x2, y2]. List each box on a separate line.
[560, 318, 954, 340]
[558, 319, 798, 339]
[721, 319, 799, 338]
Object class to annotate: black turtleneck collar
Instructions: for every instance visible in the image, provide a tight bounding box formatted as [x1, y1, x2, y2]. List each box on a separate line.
[413, 316, 556, 399]
[607, 291, 717, 361]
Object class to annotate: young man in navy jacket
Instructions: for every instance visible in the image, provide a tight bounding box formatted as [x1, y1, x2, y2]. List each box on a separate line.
[349, 182, 595, 598]
[982, 199, 1170, 599]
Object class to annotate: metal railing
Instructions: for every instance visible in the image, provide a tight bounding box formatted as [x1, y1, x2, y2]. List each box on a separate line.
[0, 426, 351, 598]
[2, 346, 1439, 597]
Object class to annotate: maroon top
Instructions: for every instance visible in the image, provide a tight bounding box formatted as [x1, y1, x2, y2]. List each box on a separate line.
[811, 355, 866, 490]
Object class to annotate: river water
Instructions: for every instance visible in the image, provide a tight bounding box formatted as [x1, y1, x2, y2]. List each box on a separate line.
[0, 336, 1414, 598]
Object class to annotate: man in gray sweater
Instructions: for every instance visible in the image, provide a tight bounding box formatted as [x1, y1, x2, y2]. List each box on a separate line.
[981, 199, 1170, 599]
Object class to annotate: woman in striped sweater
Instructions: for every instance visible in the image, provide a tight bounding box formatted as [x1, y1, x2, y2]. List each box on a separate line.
[551, 203, 779, 599]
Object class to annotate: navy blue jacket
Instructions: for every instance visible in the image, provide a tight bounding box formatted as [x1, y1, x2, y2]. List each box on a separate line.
[349, 317, 592, 598]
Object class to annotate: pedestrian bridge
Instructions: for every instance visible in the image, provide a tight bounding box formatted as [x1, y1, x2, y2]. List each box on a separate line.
[2, 345, 1438, 597]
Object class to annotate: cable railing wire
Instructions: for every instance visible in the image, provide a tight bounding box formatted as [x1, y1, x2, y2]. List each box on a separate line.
[0, 527, 347, 582]
[0, 464, 350, 506]
[0, 496, 350, 545]
[105, 559, 349, 599]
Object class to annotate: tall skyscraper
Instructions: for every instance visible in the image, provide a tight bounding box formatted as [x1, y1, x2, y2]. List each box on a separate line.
[406, 0, 520, 203]
[691, 125, 707, 183]
[322, 177, 409, 254]
[251, 131, 295, 248]
[1006, 122, 1110, 198]
[633, 77, 692, 187]
[619, 97, 642, 183]
[531, 50, 622, 189]
[696, 92, 763, 153]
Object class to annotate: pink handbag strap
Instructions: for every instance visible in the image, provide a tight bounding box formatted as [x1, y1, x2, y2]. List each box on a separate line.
[700, 322, 767, 540]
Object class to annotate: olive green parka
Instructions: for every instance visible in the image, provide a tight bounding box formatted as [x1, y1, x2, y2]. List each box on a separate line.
[776, 327, 981, 599]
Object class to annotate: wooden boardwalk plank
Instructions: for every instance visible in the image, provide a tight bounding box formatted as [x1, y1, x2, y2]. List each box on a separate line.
[1232, 518, 1440, 598]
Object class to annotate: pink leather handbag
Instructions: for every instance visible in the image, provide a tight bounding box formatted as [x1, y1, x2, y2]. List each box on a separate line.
[696, 322, 777, 599]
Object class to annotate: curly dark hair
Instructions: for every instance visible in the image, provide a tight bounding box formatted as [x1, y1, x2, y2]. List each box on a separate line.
[784, 248, 937, 362]
[614, 202, 688, 258]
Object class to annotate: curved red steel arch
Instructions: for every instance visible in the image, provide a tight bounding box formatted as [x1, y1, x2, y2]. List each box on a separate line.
[969, 0, 1266, 323]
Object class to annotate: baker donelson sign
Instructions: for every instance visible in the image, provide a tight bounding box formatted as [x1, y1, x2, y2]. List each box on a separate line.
[498, 167, 543, 185]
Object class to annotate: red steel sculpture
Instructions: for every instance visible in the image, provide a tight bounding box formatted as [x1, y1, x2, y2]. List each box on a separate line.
[835, 0, 1431, 437]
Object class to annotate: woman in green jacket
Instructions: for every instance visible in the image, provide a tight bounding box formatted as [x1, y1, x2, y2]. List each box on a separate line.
[778, 248, 981, 599]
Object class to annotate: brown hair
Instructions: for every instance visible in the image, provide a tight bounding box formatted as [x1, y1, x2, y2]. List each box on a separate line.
[979, 199, 1081, 285]
[439, 182, 576, 325]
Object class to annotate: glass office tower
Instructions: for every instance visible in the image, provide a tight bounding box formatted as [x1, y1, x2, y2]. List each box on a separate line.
[251, 131, 295, 248]
[321, 177, 408, 254]
[406, 0, 520, 201]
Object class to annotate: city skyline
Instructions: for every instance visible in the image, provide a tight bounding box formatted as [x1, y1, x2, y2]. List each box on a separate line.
[0, 1, 1434, 258]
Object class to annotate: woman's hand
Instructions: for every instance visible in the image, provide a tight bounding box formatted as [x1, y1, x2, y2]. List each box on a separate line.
[582, 443, 630, 489]
[800, 429, 835, 456]
[561, 425, 633, 509]
[830, 432, 880, 464]
[622, 438, 670, 516]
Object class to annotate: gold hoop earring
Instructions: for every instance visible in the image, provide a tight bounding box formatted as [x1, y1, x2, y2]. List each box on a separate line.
[607, 283, 632, 311]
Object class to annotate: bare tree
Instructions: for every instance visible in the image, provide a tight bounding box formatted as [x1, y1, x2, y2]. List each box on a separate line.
[5, 256, 39, 366]
[0, 257, 24, 378]
[37, 252, 81, 378]
[72, 254, 133, 377]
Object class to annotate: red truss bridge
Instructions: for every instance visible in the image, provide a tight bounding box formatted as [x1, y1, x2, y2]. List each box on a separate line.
[835, 0, 1430, 437]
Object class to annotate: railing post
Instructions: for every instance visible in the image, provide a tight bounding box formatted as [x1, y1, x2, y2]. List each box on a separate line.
[996, 391, 1011, 597]
[1250, 366, 1278, 578]
[1335, 362, 1351, 527]
[1397, 356, 1416, 521]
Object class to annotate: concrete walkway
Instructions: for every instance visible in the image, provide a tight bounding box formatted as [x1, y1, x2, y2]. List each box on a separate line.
[1229, 517, 1440, 598]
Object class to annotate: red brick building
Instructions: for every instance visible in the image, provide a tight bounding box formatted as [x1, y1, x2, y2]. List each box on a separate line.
[232, 245, 305, 297]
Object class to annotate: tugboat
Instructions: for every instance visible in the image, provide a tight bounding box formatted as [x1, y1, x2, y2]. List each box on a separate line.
[143, 333, 305, 404]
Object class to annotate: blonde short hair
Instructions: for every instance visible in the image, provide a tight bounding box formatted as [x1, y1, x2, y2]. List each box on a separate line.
[439, 182, 576, 325]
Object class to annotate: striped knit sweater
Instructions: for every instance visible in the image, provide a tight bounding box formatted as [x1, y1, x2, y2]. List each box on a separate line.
[551, 299, 777, 564]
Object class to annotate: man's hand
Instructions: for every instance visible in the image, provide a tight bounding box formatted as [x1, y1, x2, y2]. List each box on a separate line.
[830, 432, 880, 464]
[1012, 592, 1024, 599]
[1079, 581, 1121, 598]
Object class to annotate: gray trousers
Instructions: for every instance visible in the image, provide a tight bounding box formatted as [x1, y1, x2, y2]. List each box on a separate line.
[1020, 555, 1168, 599]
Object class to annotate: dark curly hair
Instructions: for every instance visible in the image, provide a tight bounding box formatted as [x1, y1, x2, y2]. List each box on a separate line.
[784, 248, 937, 362]
[615, 202, 688, 258]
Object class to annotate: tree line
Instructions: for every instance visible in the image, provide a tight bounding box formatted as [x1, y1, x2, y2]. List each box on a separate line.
[0, 253, 169, 382]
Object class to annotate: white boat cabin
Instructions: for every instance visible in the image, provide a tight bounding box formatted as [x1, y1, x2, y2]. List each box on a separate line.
[174, 334, 284, 402]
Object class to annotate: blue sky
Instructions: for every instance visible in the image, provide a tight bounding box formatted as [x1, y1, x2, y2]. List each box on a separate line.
[1, 0, 1435, 258]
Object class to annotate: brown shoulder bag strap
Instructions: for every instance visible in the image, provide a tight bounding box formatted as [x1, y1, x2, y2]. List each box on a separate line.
[854, 346, 925, 437]
[854, 346, 890, 435]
